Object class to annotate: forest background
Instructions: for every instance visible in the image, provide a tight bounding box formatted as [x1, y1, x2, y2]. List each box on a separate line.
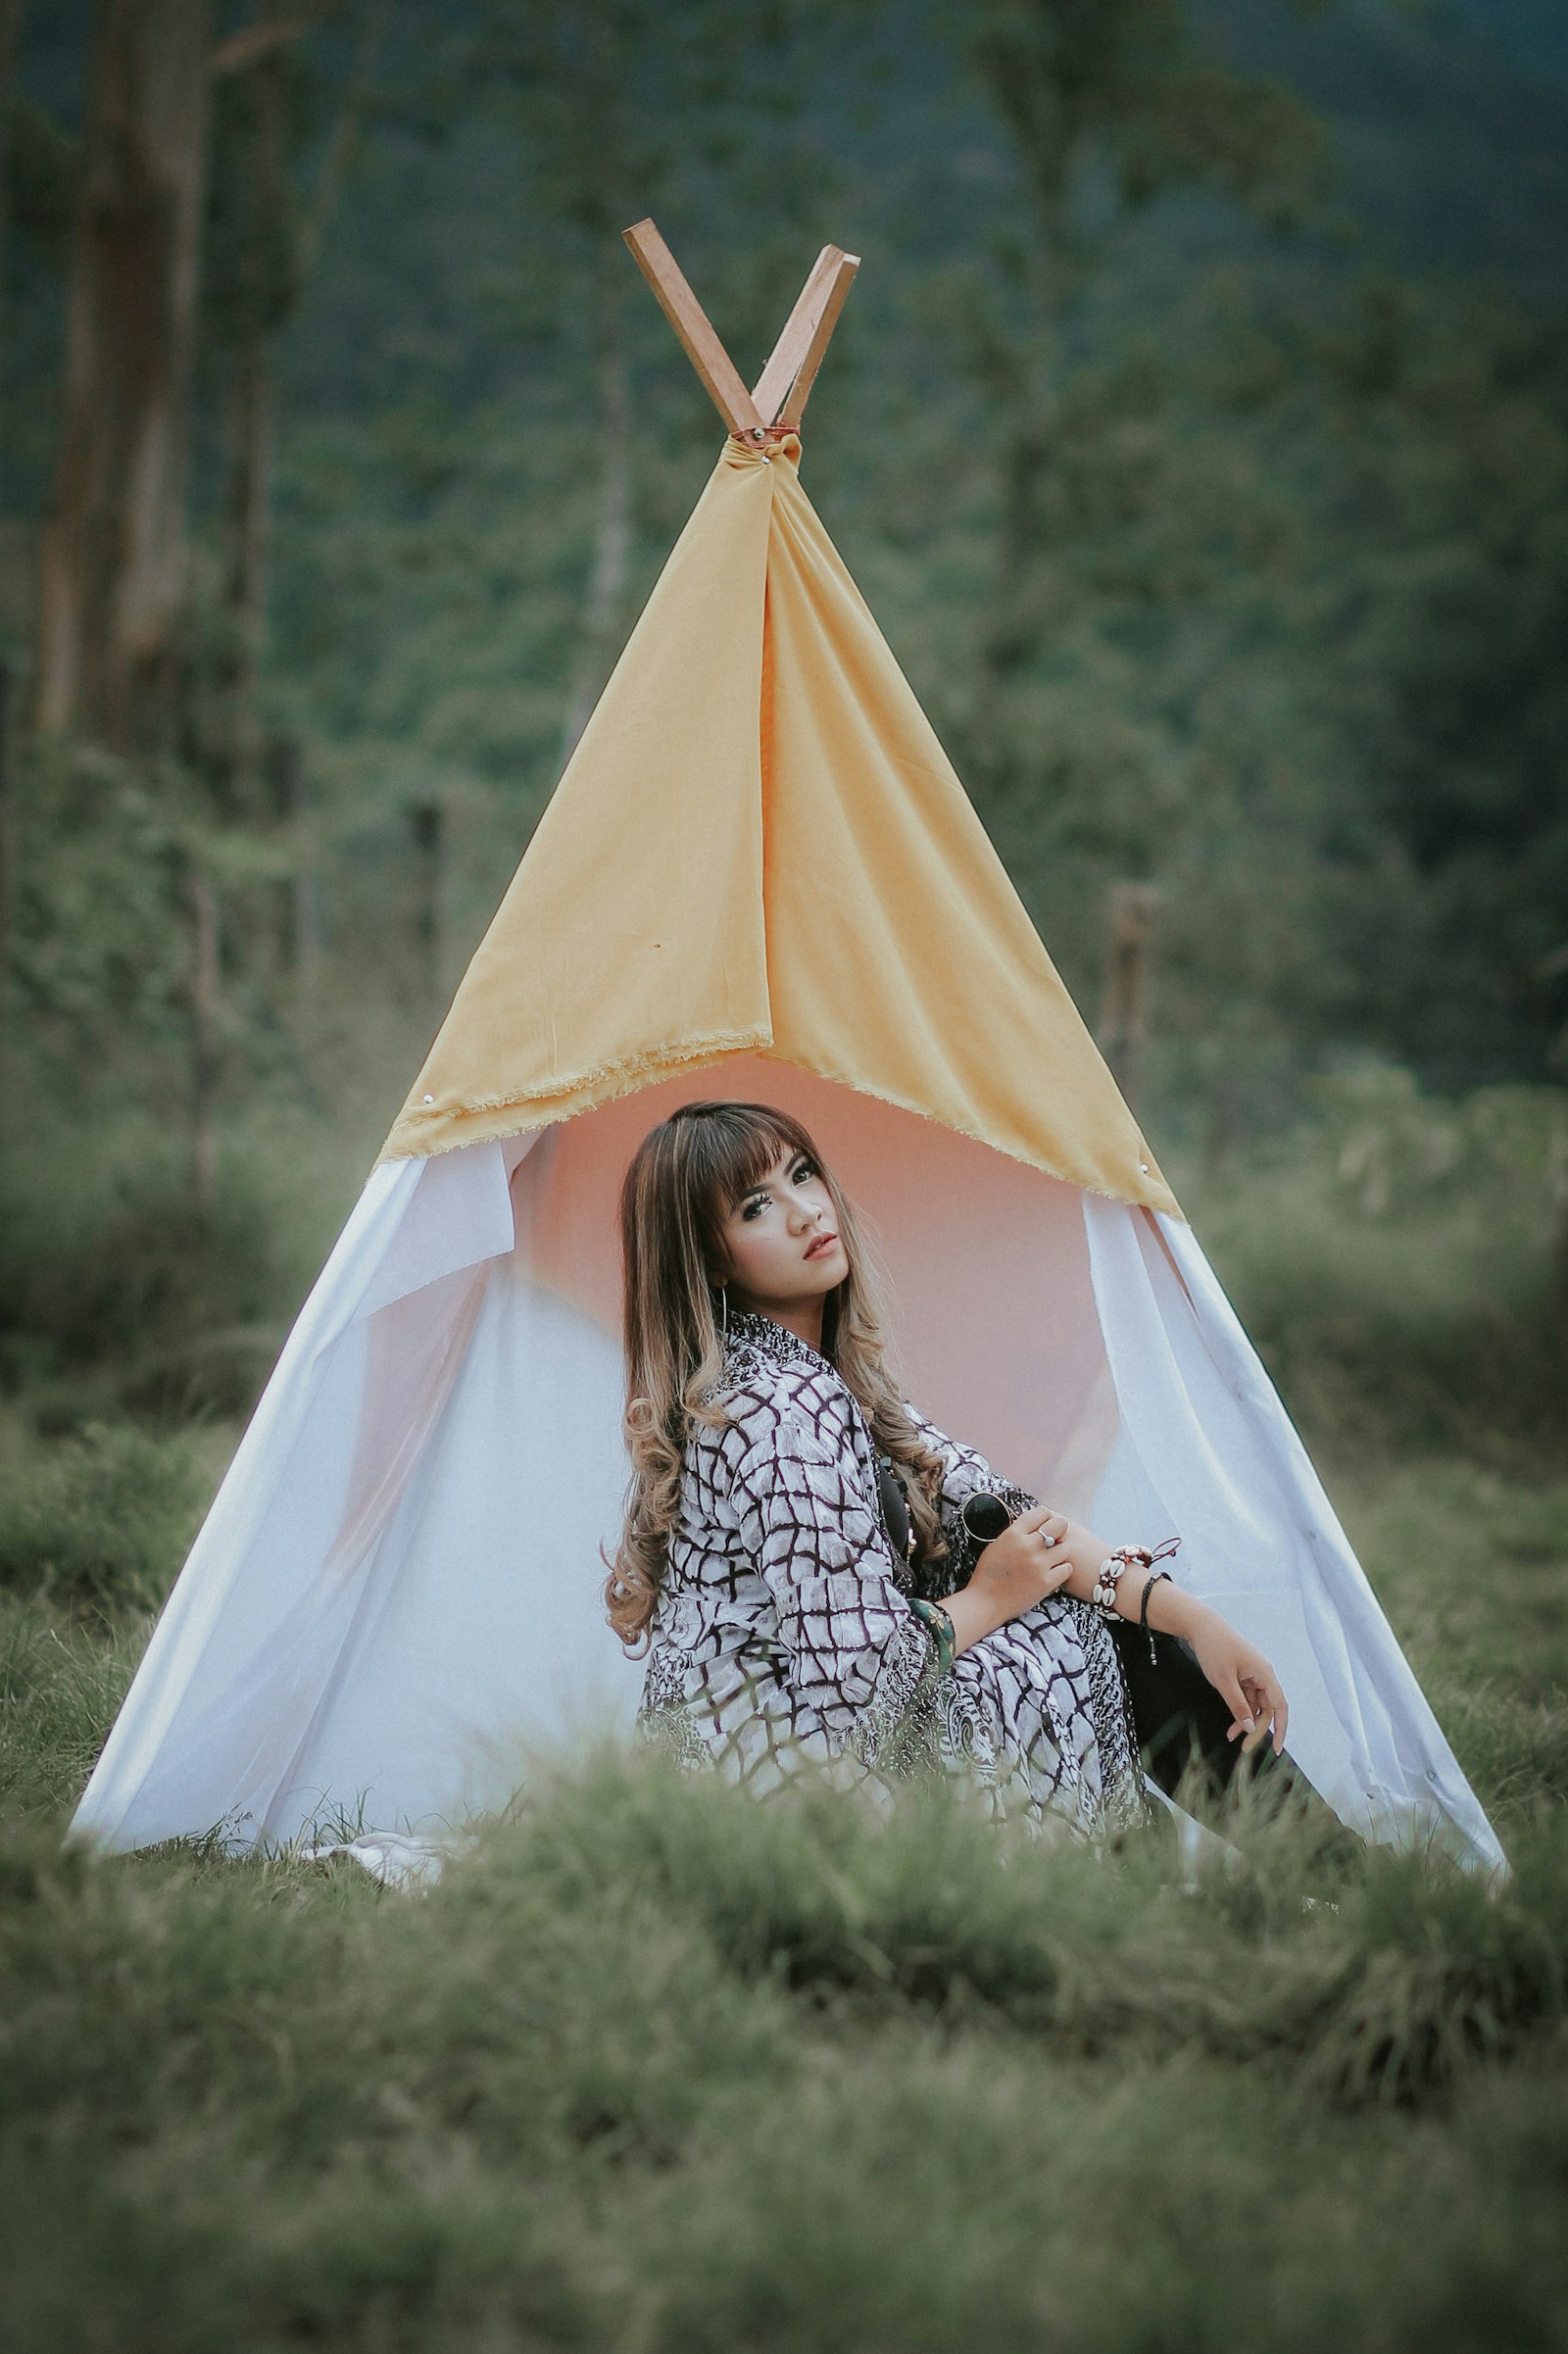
[3, 4, 1568, 2350]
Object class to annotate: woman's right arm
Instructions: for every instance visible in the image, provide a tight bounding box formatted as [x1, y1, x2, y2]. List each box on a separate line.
[942, 1507, 1076, 1655]
[729, 1408, 942, 1763]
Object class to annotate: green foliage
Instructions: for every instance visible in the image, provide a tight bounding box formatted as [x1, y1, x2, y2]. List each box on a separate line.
[0, 1418, 209, 1617]
[0, 1591, 148, 1815]
[1332, 1452, 1568, 1821]
[12, 738, 189, 1058]
[1179, 1065, 1568, 1456]
[2, 93, 75, 253]
[3, 1721, 1568, 2349]
[1307, 287, 1568, 1082]
[0, 1090, 374, 1420]
[0, 1094, 1562, 2347]
[9, 0, 1567, 1113]
[970, 0, 1325, 226]
[0, 1140, 292, 1413]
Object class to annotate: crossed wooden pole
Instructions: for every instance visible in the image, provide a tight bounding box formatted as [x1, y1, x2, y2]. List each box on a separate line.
[623, 218, 859, 442]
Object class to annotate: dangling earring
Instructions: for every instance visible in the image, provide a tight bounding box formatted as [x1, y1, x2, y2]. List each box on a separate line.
[717, 1284, 730, 1338]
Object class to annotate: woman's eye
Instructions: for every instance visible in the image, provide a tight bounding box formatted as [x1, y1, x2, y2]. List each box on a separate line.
[793, 1159, 816, 1183]
[741, 1196, 767, 1221]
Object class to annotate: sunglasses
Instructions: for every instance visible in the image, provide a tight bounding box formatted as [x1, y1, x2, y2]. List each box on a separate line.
[959, 1491, 1013, 1547]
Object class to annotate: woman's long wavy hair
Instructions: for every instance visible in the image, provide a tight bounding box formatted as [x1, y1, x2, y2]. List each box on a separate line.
[606, 1101, 951, 1649]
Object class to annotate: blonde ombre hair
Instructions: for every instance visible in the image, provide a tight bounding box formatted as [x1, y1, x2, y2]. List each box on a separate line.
[606, 1101, 950, 1648]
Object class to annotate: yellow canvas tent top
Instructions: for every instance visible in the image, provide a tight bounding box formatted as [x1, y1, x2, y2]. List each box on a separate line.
[74, 225, 1501, 1879]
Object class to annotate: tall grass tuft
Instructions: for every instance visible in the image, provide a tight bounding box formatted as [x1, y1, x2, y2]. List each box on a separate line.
[1179, 1068, 1568, 1460]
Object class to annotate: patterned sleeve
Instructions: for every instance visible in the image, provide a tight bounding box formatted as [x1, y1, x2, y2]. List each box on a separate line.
[909, 1413, 1038, 1525]
[907, 1412, 1040, 1597]
[729, 1405, 939, 1770]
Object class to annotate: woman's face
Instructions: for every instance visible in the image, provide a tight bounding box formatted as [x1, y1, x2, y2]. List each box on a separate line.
[712, 1146, 849, 1315]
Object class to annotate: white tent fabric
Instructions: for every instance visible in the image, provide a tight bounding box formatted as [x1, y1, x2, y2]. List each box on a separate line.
[74, 1060, 1504, 1876]
[1083, 1201, 1499, 1867]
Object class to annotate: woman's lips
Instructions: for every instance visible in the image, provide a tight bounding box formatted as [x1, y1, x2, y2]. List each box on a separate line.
[805, 1232, 839, 1260]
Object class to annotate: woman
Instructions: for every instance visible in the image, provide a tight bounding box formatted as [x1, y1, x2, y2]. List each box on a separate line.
[607, 1100, 1291, 1840]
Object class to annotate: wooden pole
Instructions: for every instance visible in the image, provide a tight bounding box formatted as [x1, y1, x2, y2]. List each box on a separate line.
[624, 219, 860, 444]
[1099, 881, 1160, 1115]
[774, 252, 858, 428]
[621, 219, 766, 441]
[751, 244, 859, 427]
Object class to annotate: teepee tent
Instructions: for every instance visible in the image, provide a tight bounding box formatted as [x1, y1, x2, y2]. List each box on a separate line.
[73, 226, 1502, 1875]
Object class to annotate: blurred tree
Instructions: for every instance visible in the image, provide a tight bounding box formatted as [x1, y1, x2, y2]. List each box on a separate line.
[0, 0, 25, 377]
[967, 0, 1321, 666]
[206, 4, 301, 808]
[467, 0, 854, 771]
[202, 0, 387, 813]
[0, 4, 24, 1106]
[34, 0, 212, 754]
[1310, 287, 1568, 1088]
[0, 51, 76, 524]
[948, 0, 1325, 1123]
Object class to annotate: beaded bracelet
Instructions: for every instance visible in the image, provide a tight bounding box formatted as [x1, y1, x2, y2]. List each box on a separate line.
[908, 1594, 956, 1680]
[1092, 1545, 1152, 1616]
[1093, 1537, 1183, 1638]
[1138, 1567, 1174, 1665]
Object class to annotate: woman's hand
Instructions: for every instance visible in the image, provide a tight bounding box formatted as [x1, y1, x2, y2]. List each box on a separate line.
[945, 1504, 1291, 1760]
[945, 1505, 1075, 1655]
[1184, 1611, 1289, 1756]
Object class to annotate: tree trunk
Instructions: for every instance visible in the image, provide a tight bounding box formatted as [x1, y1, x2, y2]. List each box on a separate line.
[299, 0, 389, 277]
[1099, 881, 1160, 1116]
[555, 252, 632, 774]
[0, 656, 15, 1131]
[189, 866, 220, 1215]
[220, 0, 383, 812]
[0, 0, 26, 424]
[408, 799, 443, 1005]
[222, 335, 271, 800]
[35, 0, 211, 754]
[266, 731, 318, 988]
[220, 20, 288, 808]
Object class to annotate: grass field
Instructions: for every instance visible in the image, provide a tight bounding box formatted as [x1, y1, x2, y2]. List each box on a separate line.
[3, 1094, 1567, 2353]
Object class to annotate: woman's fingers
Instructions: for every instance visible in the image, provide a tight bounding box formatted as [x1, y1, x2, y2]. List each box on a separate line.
[1016, 1505, 1060, 1541]
[1243, 1676, 1280, 1751]
[1011, 1505, 1069, 1567]
[1240, 1668, 1289, 1756]
[1220, 1671, 1253, 1741]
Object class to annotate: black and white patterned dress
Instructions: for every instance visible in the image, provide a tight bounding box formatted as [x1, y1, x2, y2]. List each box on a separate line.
[639, 1310, 1146, 1839]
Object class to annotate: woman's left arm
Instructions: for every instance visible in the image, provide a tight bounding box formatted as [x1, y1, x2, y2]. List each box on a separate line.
[1040, 1514, 1289, 1757]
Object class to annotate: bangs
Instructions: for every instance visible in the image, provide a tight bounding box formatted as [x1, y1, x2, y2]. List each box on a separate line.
[672, 1102, 822, 1221]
